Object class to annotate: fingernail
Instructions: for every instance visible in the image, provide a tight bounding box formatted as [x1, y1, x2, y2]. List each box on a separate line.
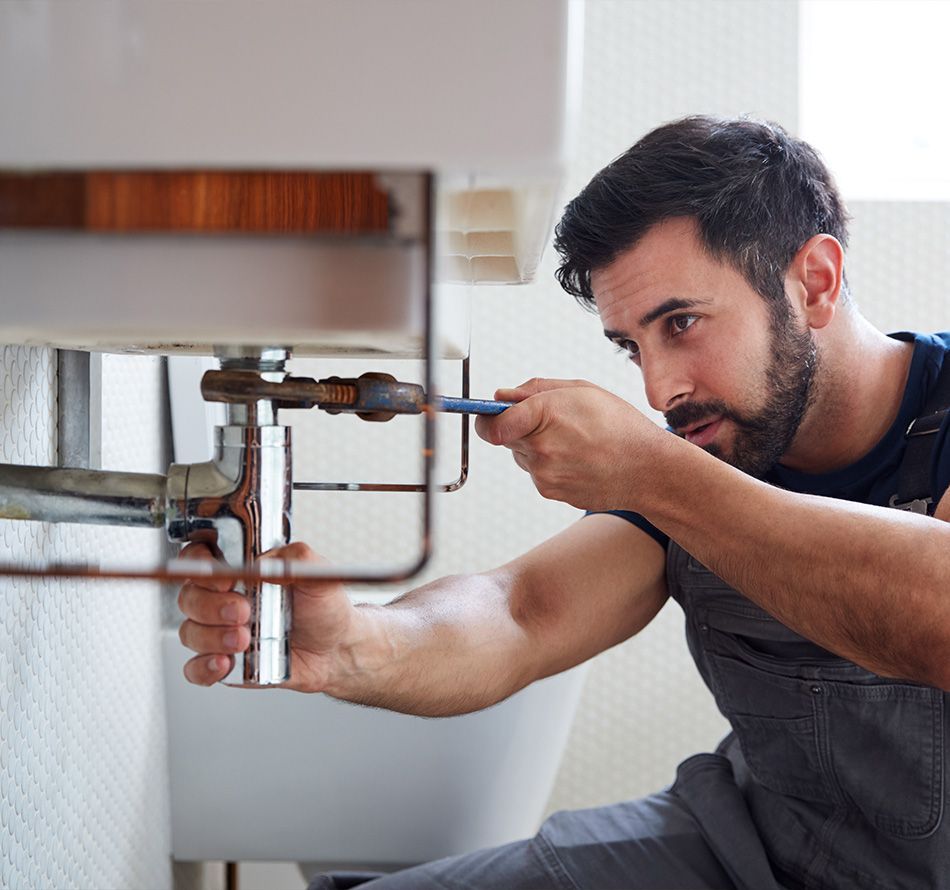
[207, 655, 221, 673]
[223, 630, 239, 649]
[220, 603, 239, 623]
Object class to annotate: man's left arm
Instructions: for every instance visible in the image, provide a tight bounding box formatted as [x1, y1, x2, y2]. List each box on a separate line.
[644, 440, 950, 689]
[477, 379, 950, 690]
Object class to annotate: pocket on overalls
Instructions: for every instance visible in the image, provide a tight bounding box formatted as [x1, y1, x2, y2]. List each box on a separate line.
[708, 651, 835, 805]
[821, 679, 945, 839]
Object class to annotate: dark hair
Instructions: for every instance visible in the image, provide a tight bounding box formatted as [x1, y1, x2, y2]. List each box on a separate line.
[554, 115, 850, 312]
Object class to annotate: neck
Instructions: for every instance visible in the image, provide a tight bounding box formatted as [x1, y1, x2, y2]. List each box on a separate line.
[779, 311, 914, 474]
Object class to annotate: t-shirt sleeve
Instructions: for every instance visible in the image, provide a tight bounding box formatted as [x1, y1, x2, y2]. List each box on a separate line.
[930, 333, 950, 507]
[584, 509, 669, 550]
[932, 408, 950, 506]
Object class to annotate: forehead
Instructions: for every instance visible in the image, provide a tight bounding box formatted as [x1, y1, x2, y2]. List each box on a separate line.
[591, 217, 751, 329]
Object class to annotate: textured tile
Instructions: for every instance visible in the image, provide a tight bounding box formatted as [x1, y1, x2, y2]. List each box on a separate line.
[0, 347, 171, 889]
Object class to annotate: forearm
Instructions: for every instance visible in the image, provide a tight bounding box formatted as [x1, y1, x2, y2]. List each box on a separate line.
[642, 437, 950, 688]
[323, 570, 538, 717]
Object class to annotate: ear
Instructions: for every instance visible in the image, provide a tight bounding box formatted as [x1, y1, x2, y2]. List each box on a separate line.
[784, 234, 844, 330]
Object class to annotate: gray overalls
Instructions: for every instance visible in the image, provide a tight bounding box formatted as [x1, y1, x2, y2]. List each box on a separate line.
[665, 541, 949, 890]
[311, 544, 948, 890]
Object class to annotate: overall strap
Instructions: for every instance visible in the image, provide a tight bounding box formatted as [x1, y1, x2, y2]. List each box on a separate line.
[890, 356, 950, 515]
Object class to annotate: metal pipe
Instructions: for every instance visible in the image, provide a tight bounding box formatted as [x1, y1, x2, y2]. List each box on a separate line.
[167, 346, 293, 687]
[165, 429, 292, 687]
[216, 423, 292, 688]
[0, 464, 167, 527]
[221, 355, 291, 687]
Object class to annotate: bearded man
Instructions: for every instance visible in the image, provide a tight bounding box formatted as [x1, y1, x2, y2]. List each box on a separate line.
[179, 116, 950, 890]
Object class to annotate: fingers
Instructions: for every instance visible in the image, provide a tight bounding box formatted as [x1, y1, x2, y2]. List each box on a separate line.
[493, 377, 593, 402]
[177, 547, 248, 688]
[478, 378, 598, 446]
[179, 617, 250, 658]
[177, 541, 235, 592]
[178, 582, 250, 626]
[178, 539, 342, 688]
[183, 653, 235, 687]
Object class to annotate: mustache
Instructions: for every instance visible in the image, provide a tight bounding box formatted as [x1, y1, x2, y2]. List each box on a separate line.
[664, 399, 766, 434]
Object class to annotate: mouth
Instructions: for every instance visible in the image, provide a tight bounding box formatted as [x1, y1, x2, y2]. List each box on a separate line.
[679, 417, 723, 448]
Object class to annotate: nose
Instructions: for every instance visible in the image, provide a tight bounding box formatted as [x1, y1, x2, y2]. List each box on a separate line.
[641, 352, 693, 413]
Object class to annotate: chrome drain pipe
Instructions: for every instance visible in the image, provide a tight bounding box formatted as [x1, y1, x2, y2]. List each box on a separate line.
[166, 347, 293, 687]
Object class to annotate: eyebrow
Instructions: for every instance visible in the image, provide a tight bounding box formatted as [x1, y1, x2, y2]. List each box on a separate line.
[637, 297, 711, 328]
[603, 297, 712, 346]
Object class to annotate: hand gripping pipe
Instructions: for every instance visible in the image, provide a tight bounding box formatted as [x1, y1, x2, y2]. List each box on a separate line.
[166, 347, 293, 686]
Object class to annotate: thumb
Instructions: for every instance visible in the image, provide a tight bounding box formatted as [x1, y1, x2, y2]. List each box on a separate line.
[260, 542, 340, 598]
[475, 397, 543, 446]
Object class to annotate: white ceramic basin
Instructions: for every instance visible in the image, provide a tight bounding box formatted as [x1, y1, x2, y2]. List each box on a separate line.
[0, 0, 581, 357]
[162, 631, 586, 865]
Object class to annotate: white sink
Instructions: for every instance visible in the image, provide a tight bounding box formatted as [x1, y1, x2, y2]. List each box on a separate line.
[0, 0, 581, 358]
[162, 631, 586, 865]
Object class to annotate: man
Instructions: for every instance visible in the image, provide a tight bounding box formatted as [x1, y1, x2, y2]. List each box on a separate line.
[178, 117, 950, 889]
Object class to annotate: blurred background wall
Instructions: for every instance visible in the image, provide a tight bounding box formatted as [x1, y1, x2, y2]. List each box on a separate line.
[1, 2, 947, 888]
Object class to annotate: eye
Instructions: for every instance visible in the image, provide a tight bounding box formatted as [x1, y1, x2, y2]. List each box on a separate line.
[614, 339, 640, 364]
[670, 314, 698, 336]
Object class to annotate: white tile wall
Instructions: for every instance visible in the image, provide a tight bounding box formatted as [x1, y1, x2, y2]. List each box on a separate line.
[0, 350, 172, 889]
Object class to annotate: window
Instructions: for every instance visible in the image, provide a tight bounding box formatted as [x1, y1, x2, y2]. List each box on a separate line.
[799, 0, 950, 200]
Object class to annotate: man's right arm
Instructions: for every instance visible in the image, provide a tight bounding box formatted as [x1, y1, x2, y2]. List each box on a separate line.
[177, 514, 668, 716]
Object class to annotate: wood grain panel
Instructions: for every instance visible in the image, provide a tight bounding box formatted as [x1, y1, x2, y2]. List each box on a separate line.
[0, 171, 391, 233]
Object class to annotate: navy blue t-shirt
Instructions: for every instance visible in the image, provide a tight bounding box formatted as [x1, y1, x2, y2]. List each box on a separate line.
[599, 331, 950, 548]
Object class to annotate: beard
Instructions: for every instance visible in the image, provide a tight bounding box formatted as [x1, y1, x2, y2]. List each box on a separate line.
[665, 307, 818, 478]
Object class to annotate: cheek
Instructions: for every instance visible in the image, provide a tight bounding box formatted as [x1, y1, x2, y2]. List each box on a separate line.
[724, 327, 772, 393]
[696, 345, 762, 408]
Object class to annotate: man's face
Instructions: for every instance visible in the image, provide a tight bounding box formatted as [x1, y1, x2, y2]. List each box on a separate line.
[592, 217, 817, 477]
